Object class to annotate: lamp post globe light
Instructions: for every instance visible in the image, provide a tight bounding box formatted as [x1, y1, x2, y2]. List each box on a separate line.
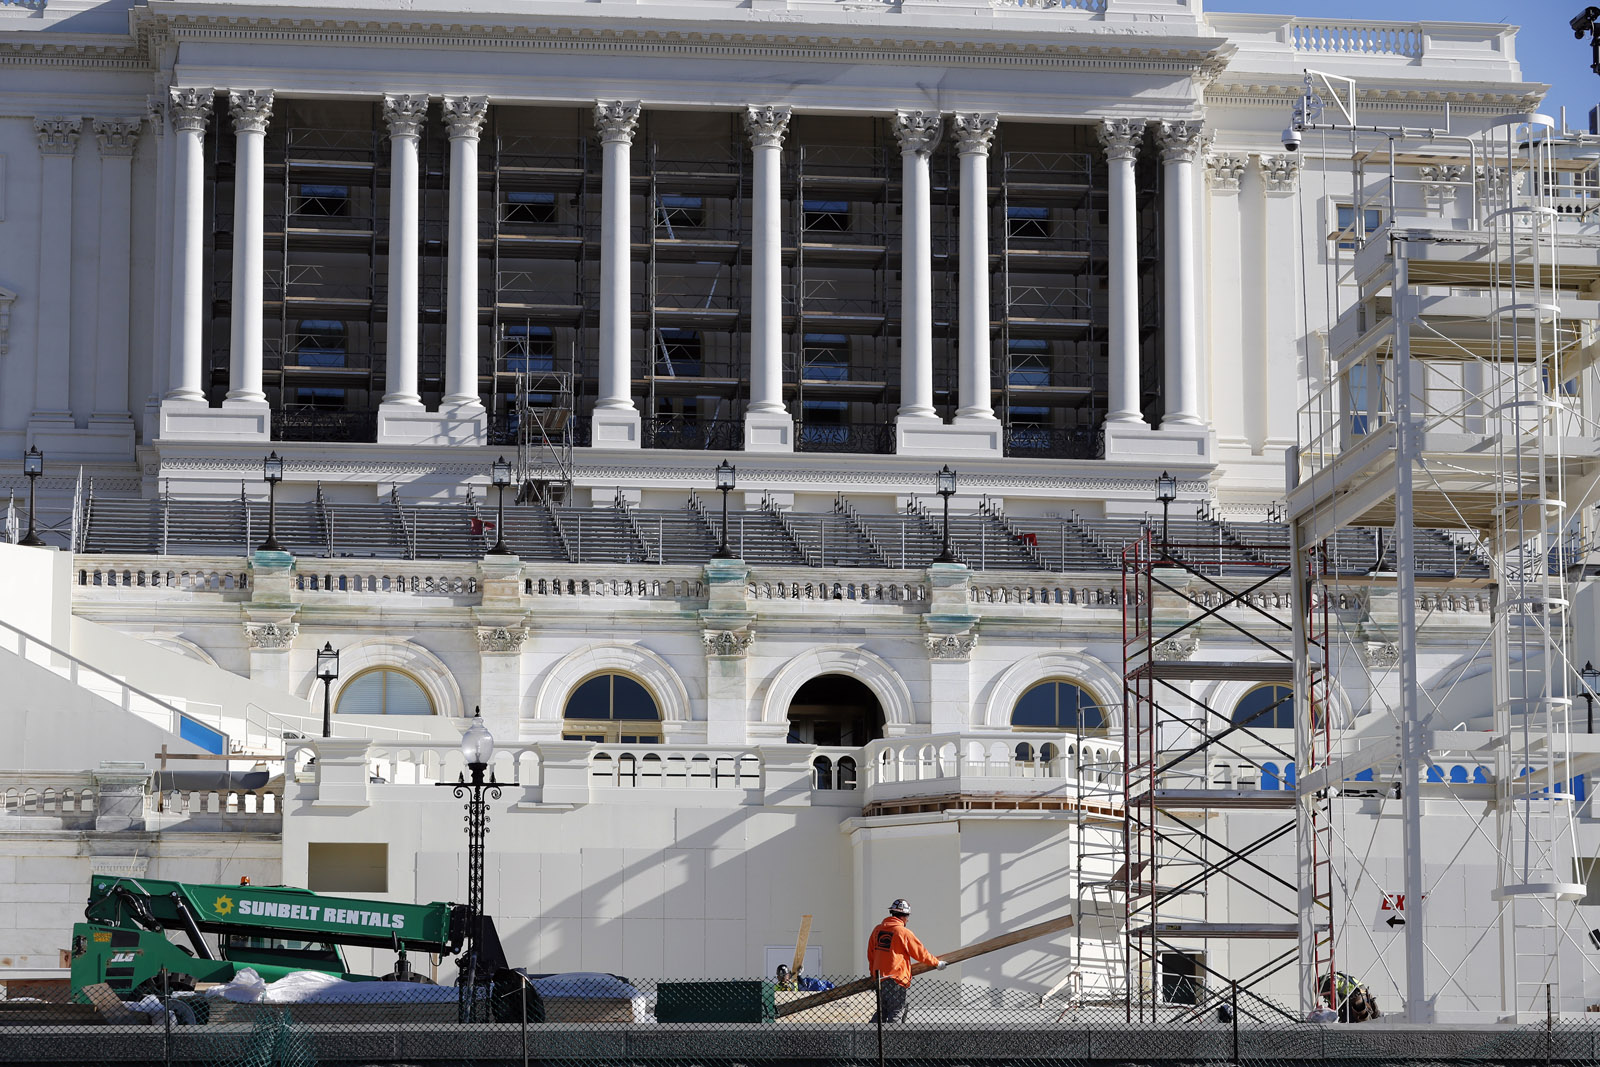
[260, 451, 285, 553]
[438, 707, 512, 1020]
[315, 642, 340, 738]
[1581, 661, 1600, 735]
[713, 460, 737, 559]
[934, 465, 958, 564]
[1155, 470, 1178, 555]
[487, 456, 512, 556]
[18, 446, 45, 547]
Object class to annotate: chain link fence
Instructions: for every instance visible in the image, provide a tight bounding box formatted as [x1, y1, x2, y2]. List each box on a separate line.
[3, 972, 1598, 1067]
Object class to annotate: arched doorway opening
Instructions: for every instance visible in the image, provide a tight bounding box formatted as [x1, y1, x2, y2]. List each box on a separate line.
[786, 674, 885, 747]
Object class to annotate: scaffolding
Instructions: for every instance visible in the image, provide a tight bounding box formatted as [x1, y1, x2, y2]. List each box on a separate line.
[1121, 530, 1314, 1021]
[1289, 81, 1600, 1020]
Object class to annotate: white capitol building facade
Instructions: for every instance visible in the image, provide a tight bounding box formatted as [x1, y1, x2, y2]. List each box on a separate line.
[3, 0, 1596, 1025]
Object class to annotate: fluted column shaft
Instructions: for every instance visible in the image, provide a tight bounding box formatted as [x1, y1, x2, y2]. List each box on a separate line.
[895, 110, 941, 420]
[93, 119, 141, 422]
[1099, 119, 1144, 424]
[595, 101, 641, 412]
[383, 94, 428, 407]
[166, 89, 212, 403]
[443, 96, 488, 409]
[1157, 119, 1205, 429]
[32, 117, 81, 419]
[746, 106, 790, 416]
[226, 90, 273, 405]
[953, 113, 998, 422]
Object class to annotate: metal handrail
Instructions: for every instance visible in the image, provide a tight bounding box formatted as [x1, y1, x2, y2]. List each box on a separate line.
[0, 616, 230, 753]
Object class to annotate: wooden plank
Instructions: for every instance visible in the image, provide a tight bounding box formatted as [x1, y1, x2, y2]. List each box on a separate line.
[791, 914, 813, 977]
[774, 913, 1075, 1017]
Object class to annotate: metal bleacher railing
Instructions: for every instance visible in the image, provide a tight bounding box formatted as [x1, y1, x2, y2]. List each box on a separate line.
[70, 495, 1500, 579]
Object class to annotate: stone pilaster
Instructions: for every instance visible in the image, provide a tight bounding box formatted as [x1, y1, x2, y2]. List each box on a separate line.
[702, 559, 754, 745]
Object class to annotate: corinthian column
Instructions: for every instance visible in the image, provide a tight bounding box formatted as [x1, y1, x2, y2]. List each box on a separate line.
[951, 113, 998, 424]
[382, 94, 428, 409]
[1098, 118, 1145, 425]
[30, 117, 81, 435]
[165, 89, 212, 406]
[1155, 118, 1205, 429]
[226, 89, 273, 407]
[442, 95, 488, 414]
[90, 118, 142, 447]
[592, 100, 643, 447]
[743, 105, 793, 452]
[894, 110, 941, 423]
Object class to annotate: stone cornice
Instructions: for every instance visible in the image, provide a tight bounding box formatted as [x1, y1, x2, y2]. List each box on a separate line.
[123, 9, 1234, 78]
[1206, 79, 1545, 114]
[0, 37, 146, 71]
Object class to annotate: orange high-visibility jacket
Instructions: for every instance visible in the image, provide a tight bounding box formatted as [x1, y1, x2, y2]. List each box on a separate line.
[867, 915, 940, 987]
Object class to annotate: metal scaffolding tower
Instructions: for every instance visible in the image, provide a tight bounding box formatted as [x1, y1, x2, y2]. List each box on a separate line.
[1288, 78, 1600, 1021]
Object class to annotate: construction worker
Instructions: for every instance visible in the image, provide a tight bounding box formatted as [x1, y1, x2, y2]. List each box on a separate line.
[1318, 971, 1381, 1022]
[867, 898, 945, 1023]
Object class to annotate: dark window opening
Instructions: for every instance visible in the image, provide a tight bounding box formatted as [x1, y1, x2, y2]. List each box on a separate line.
[787, 674, 885, 747]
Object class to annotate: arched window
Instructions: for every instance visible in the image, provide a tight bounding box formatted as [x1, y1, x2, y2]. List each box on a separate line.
[336, 668, 434, 716]
[1012, 680, 1104, 732]
[563, 674, 661, 744]
[1233, 684, 1293, 730]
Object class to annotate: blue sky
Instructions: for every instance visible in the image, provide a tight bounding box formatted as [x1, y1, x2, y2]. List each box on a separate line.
[1208, 1, 1598, 130]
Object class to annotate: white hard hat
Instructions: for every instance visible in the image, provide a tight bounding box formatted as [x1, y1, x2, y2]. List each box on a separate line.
[888, 898, 911, 916]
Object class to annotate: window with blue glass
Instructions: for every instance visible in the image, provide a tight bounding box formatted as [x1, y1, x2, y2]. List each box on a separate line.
[1012, 680, 1104, 732]
[657, 194, 704, 230]
[297, 183, 349, 218]
[504, 325, 555, 374]
[295, 386, 346, 409]
[655, 329, 701, 377]
[1009, 339, 1052, 390]
[293, 320, 347, 368]
[504, 190, 556, 225]
[1334, 203, 1383, 252]
[563, 674, 662, 743]
[1348, 363, 1369, 435]
[803, 334, 850, 382]
[1233, 684, 1294, 729]
[1008, 205, 1049, 239]
[803, 199, 850, 233]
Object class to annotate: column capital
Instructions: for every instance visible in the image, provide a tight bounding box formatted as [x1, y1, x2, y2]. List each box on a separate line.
[744, 104, 791, 149]
[34, 117, 82, 156]
[168, 87, 214, 133]
[383, 93, 430, 138]
[443, 95, 489, 140]
[1154, 118, 1205, 164]
[951, 112, 998, 156]
[144, 93, 167, 133]
[94, 118, 143, 157]
[1206, 151, 1248, 192]
[228, 89, 274, 135]
[1097, 117, 1143, 161]
[1259, 152, 1301, 195]
[894, 110, 942, 156]
[594, 99, 641, 144]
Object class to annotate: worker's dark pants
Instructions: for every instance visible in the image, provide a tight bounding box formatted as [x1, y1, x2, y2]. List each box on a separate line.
[871, 978, 909, 1023]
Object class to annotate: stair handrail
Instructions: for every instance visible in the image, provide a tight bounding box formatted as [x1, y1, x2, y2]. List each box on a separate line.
[315, 482, 335, 558]
[160, 492, 171, 558]
[241, 481, 252, 555]
[614, 490, 654, 563]
[1206, 508, 1274, 567]
[686, 489, 723, 547]
[977, 497, 1046, 570]
[0, 616, 231, 755]
[906, 495, 966, 565]
[761, 494, 818, 566]
[1065, 510, 1118, 570]
[246, 701, 431, 747]
[389, 487, 418, 560]
[72, 468, 89, 553]
[547, 502, 576, 563]
[832, 494, 890, 567]
[465, 485, 492, 550]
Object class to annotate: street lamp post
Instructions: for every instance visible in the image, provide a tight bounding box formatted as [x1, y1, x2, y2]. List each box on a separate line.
[487, 456, 512, 556]
[934, 465, 958, 564]
[19, 447, 45, 547]
[439, 708, 505, 1021]
[1155, 470, 1177, 556]
[713, 460, 737, 559]
[316, 642, 340, 738]
[1581, 662, 1600, 735]
[260, 452, 284, 553]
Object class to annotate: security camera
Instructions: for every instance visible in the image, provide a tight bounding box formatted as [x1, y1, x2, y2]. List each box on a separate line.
[1573, 7, 1600, 38]
[1282, 127, 1302, 152]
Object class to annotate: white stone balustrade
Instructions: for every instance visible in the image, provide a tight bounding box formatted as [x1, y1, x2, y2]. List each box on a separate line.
[861, 732, 1124, 811]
